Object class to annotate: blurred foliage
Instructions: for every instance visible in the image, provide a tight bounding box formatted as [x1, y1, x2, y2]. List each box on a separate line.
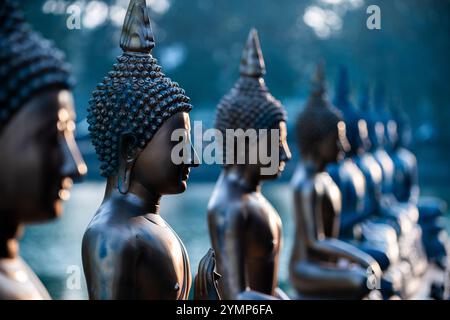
[20, 0, 450, 138]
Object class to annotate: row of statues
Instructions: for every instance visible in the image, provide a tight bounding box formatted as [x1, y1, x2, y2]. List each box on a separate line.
[0, 0, 448, 300]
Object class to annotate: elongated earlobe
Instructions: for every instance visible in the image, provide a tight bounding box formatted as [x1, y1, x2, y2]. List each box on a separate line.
[118, 134, 138, 194]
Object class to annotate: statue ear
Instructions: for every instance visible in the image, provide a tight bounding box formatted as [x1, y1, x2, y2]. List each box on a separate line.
[118, 133, 139, 194]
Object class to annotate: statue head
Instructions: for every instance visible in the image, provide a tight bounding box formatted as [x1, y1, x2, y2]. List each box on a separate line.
[390, 98, 411, 148]
[0, 0, 86, 226]
[373, 82, 397, 150]
[214, 29, 291, 181]
[333, 66, 367, 156]
[359, 84, 382, 151]
[87, 0, 196, 196]
[296, 63, 348, 169]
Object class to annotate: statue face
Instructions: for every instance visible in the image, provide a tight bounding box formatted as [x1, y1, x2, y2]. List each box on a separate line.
[317, 121, 348, 165]
[386, 120, 398, 149]
[0, 89, 87, 223]
[257, 121, 291, 180]
[131, 112, 197, 195]
[357, 119, 371, 151]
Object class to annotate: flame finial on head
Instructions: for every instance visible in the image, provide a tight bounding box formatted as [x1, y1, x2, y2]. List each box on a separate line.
[334, 66, 351, 106]
[311, 61, 326, 97]
[239, 28, 266, 78]
[296, 62, 343, 156]
[358, 83, 371, 112]
[120, 0, 155, 54]
[374, 82, 387, 111]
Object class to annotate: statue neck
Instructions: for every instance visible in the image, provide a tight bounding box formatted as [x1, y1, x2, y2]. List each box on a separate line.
[301, 156, 321, 175]
[0, 220, 20, 259]
[304, 153, 327, 173]
[223, 166, 261, 193]
[105, 177, 161, 215]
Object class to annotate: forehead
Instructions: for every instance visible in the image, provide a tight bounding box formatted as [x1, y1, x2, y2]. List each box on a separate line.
[164, 112, 190, 130]
[269, 121, 287, 135]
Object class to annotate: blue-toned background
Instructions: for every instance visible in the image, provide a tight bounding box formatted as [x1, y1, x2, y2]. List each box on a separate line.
[17, 0, 450, 299]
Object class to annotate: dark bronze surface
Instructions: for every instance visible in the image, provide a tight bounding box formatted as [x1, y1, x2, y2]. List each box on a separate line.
[290, 64, 381, 299]
[208, 28, 291, 300]
[82, 0, 204, 300]
[0, 1, 86, 299]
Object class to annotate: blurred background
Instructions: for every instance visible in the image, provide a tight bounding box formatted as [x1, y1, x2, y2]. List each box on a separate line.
[17, 0, 450, 299]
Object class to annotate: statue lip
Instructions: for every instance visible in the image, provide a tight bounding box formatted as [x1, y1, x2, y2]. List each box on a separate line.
[181, 167, 190, 180]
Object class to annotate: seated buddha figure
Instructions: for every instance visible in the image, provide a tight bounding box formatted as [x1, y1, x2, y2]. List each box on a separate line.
[82, 0, 209, 300]
[207, 29, 291, 300]
[358, 86, 427, 293]
[289, 64, 382, 299]
[388, 101, 448, 269]
[354, 86, 404, 234]
[326, 68, 401, 292]
[0, 0, 86, 299]
[384, 100, 418, 204]
[363, 85, 398, 198]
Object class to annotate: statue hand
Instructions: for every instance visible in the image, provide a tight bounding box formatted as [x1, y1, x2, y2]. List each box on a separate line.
[194, 248, 221, 300]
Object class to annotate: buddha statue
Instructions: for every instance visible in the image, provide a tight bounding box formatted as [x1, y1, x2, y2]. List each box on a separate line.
[327, 68, 375, 239]
[388, 100, 418, 203]
[355, 85, 405, 234]
[207, 28, 291, 300]
[353, 86, 387, 225]
[0, 0, 86, 299]
[388, 100, 448, 269]
[358, 85, 428, 296]
[289, 63, 382, 299]
[82, 0, 214, 300]
[363, 84, 397, 197]
[326, 68, 402, 297]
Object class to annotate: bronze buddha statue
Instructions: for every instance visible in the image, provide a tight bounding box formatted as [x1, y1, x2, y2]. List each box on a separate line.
[82, 0, 205, 299]
[0, 0, 86, 299]
[289, 64, 382, 299]
[388, 100, 418, 204]
[207, 28, 291, 300]
[388, 99, 448, 270]
[327, 68, 402, 298]
[358, 85, 428, 296]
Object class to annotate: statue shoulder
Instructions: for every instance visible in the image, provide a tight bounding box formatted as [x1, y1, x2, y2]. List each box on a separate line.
[0, 258, 50, 300]
[208, 196, 251, 226]
[82, 206, 144, 256]
[398, 148, 417, 168]
[315, 172, 337, 194]
[326, 162, 340, 181]
[132, 215, 176, 250]
[291, 164, 314, 191]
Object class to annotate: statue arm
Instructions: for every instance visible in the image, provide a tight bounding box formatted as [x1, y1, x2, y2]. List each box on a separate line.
[81, 225, 139, 300]
[409, 156, 420, 203]
[211, 205, 283, 300]
[311, 238, 381, 276]
[211, 205, 247, 299]
[340, 210, 367, 232]
[273, 287, 290, 300]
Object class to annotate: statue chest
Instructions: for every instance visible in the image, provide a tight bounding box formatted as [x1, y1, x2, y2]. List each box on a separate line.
[339, 162, 366, 211]
[139, 215, 191, 300]
[245, 196, 282, 257]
